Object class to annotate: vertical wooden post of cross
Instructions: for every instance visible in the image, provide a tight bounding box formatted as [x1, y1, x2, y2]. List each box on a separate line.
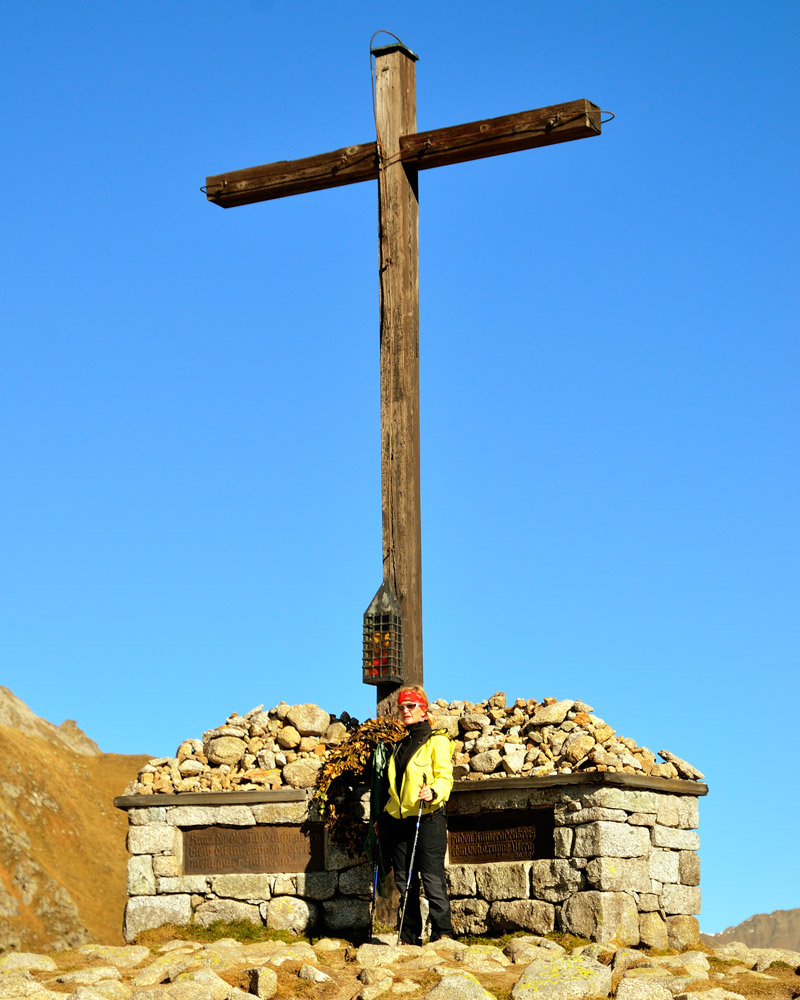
[204, 42, 603, 720]
[374, 44, 423, 719]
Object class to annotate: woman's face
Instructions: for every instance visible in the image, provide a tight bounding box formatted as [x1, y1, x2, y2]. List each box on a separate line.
[400, 697, 426, 727]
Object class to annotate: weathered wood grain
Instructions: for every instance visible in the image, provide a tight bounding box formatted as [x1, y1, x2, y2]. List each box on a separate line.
[205, 99, 601, 208]
[402, 99, 601, 169]
[205, 142, 378, 208]
[375, 46, 423, 718]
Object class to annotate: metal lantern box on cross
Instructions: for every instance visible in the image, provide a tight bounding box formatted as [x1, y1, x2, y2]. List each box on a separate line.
[204, 40, 603, 715]
[362, 580, 404, 686]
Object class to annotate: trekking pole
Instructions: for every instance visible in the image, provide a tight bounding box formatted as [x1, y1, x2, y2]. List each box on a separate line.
[369, 861, 379, 940]
[396, 773, 426, 947]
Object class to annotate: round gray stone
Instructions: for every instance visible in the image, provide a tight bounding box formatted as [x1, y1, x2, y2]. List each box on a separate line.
[470, 750, 502, 774]
[205, 737, 247, 766]
[285, 704, 330, 736]
[282, 758, 323, 788]
[265, 896, 318, 934]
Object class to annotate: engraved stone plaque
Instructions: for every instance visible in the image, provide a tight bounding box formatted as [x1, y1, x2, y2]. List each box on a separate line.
[183, 824, 324, 875]
[447, 808, 554, 864]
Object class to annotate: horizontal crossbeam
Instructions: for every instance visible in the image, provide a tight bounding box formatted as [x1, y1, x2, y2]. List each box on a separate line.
[205, 99, 601, 209]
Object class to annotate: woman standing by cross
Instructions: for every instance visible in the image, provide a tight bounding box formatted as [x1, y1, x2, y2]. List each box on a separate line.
[381, 686, 454, 945]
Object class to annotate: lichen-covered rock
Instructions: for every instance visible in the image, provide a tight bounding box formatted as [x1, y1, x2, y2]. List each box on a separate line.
[0, 952, 58, 972]
[502, 746, 527, 774]
[55, 966, 123, 985]
[649, 848, 680, 884]
[127, 825, 177, 855]
[166, 805, 254, 827]
[585, 856, 650, 893]
[265, 896, 318, 934]
[77, 944, 151, 969]
[561, 731, 595, 764]
[245, 966, 278, 999]
[433, 715, 460, 739]
[504, 936, 565, 965]
[561, 891, 640, 948]
[511, 953, 612, 999]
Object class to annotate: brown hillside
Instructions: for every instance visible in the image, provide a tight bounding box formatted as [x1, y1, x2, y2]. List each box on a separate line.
[702, 908, 800, 952]
[0, 716, 149, 950]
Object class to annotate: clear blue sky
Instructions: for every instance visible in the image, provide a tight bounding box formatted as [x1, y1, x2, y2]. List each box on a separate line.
[2, 1, 797, 935]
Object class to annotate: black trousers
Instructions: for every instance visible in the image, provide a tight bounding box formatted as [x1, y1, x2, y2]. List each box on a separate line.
[384, 809, 453, 944]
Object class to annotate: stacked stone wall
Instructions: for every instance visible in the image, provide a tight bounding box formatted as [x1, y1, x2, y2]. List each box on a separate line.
[117, 694, 705, 946]
[443, 782, 702, 949]
[122, 796, 375, 943]
[119, 777, 704, 948]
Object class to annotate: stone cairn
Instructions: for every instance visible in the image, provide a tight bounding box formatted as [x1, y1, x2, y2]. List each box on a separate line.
[122, 694, 703, 797]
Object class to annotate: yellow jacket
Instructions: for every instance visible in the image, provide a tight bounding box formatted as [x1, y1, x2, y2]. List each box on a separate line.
[385, 730, 454, 819]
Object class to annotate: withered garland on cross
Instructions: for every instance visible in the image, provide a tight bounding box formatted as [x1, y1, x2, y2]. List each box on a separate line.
[315, 717, 406, 857]
[205, 37, 603, 718]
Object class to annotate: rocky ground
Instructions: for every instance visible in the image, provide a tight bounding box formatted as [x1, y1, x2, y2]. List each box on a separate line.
[1, 933, 798, 1000]
[121, 694, 704, 797]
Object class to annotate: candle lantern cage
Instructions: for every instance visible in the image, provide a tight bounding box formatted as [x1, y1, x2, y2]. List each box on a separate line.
[362, 581, 404, 685]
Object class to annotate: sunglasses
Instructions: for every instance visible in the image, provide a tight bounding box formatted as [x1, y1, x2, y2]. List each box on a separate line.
[398, 696, 427, 711]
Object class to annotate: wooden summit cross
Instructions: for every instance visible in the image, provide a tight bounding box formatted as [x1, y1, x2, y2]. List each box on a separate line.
[205, 42, 602, 716]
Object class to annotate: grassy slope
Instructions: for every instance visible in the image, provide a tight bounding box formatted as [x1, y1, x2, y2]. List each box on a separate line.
[0, 724, 150, 947]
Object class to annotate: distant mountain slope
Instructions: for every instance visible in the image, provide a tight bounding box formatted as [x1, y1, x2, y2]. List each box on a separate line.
[702, 908, 800, 952]
[0, 686, 101, 755]
[0, 688, 150, 950]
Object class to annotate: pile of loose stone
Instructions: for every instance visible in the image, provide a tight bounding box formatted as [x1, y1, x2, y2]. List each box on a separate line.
[1, 935, 798, 1000]
[122, 694, 703, 797]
